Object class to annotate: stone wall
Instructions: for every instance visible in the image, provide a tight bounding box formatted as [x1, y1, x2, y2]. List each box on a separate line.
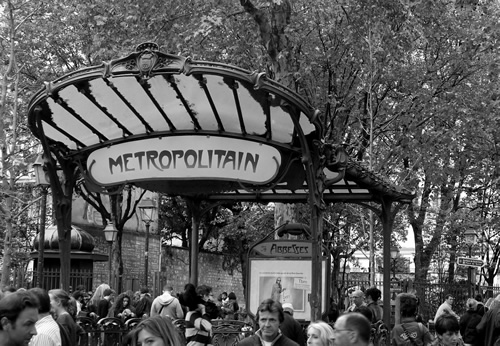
[90, 231, 244, 305]
[71, 195, 244, 304]
[160, 246, 244, 304]
[83, 224, 161, 291]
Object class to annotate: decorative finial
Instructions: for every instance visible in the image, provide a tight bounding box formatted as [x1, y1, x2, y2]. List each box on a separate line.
[136, 42, 159, 52]
[135, 42, 159, 81]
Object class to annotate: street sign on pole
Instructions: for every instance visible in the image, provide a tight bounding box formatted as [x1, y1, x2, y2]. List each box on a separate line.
[457, 257, 483, 268]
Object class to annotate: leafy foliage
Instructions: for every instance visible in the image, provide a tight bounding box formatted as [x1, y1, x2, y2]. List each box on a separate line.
[2, 0, 500, 291]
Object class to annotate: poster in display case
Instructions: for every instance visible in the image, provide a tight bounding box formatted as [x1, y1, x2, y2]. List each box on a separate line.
[247, 257, 328, 321]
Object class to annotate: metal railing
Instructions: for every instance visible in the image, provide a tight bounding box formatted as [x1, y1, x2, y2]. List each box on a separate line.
[76, 316, 254, 346]
[77, 316, 140, 346]
[341, 279, 500, 322]
[27, 269, 142, 293]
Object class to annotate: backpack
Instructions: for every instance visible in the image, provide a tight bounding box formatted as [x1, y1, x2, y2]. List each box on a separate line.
[158, 300, 172, 316]
[55, 321, 72, 346]
[397, 323, 431, 346]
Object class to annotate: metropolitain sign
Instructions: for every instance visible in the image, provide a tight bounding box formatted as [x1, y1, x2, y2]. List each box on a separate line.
[87, 135, 282, 186]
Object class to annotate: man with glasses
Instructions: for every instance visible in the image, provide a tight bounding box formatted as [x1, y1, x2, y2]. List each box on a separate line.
[332, 312, 371, 346]
[346, 290, 366, 313]
[434, 294, 460, 323]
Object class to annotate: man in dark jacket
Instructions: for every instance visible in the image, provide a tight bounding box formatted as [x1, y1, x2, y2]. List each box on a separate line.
[237, 299, 299, 346]
[476, 294, 500, 346]
[280, 303, 305, 346]
[97, 288, 115, 318]
[134, 287, 153, 319]
[459, 298, 484, 346]
[150, 285, 184, 319]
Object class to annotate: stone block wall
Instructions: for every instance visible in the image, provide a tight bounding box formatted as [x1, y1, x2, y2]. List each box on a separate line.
[161, 246, 244, 305]
[90, 232, 244, 305]
[86, 226, 160, 291]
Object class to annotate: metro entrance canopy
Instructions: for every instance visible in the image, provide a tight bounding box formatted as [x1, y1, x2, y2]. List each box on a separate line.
[28, 42, 414, 322]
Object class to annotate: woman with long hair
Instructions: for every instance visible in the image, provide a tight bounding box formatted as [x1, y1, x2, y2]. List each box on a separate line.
[109, 292, 136, 321]
[87, 283, 110, 319]
[49, 288, 79, 345]
[307, 320, 335, 346]
[124, 315, 184, 346]
[88, 283, 110, 307]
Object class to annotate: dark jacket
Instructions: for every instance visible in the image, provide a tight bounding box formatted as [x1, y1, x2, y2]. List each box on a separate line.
[280, 313, 305, 346]
[237, 331, 299, 346]
[97, 299, 111, 319]
[476, 302, 500, 346]
[367, 301, 383, 323]
[135, 295, 153, 318]
[460, 307, 484, 345]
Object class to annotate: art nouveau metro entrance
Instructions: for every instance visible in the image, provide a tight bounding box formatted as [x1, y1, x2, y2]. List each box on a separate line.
[28, 42, 414, 323]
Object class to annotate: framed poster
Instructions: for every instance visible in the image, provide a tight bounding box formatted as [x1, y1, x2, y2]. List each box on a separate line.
[248, 258, 327, 321]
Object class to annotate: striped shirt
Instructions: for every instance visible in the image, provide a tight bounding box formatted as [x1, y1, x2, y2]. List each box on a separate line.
[29, 314, 62, 346]
[185, 310, 212, 346]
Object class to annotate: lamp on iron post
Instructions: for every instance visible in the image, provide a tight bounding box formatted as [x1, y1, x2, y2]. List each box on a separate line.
[464, 229, 478, 297]
[103, 222, 118, 286]
[138, 197, 157, 287]
[390, 246, 400, 279]
[33, 155, 50, 288]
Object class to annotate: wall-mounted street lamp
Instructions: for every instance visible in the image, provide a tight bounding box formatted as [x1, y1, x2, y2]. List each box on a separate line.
[138, 197, 157, 287]
[390, 245, 400, 279]
[33, 154, 50, 288]
[103, 222, 118, 285]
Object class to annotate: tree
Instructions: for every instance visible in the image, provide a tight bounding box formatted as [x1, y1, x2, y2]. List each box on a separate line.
[75, 183, 146, 292]
[3, 0, 500, 298]
[0, 0, 42, 288]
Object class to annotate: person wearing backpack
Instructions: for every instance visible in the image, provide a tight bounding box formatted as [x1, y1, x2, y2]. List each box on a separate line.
[392, 294, 433, 346]
[150, 285, 184, 319]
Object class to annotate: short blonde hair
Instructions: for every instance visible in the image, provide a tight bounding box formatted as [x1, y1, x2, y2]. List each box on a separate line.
[307, 321, 334, 346]
[466, 298, 477, 310]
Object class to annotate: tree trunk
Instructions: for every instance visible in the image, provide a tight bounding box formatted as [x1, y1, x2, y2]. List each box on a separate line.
[0, 0, 17, 290]
[110, 193, 124, 292]
[0, 214, 13, 288]
[56, 197, 73, 290]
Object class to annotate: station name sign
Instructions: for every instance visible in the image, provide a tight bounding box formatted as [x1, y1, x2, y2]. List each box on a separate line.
[87, 136, 281, 186]
[252, 241, 312, 258]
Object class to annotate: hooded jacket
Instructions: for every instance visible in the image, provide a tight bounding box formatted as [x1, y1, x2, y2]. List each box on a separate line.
[150, 292, 185, 319]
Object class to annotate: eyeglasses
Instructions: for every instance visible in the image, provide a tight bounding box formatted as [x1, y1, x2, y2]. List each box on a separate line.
[333, 327, 353, 334]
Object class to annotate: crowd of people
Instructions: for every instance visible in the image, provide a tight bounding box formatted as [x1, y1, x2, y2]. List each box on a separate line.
[0, 282, 246, 346]
[2, 281, 499, 346]
[341, 288, 500, 346]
